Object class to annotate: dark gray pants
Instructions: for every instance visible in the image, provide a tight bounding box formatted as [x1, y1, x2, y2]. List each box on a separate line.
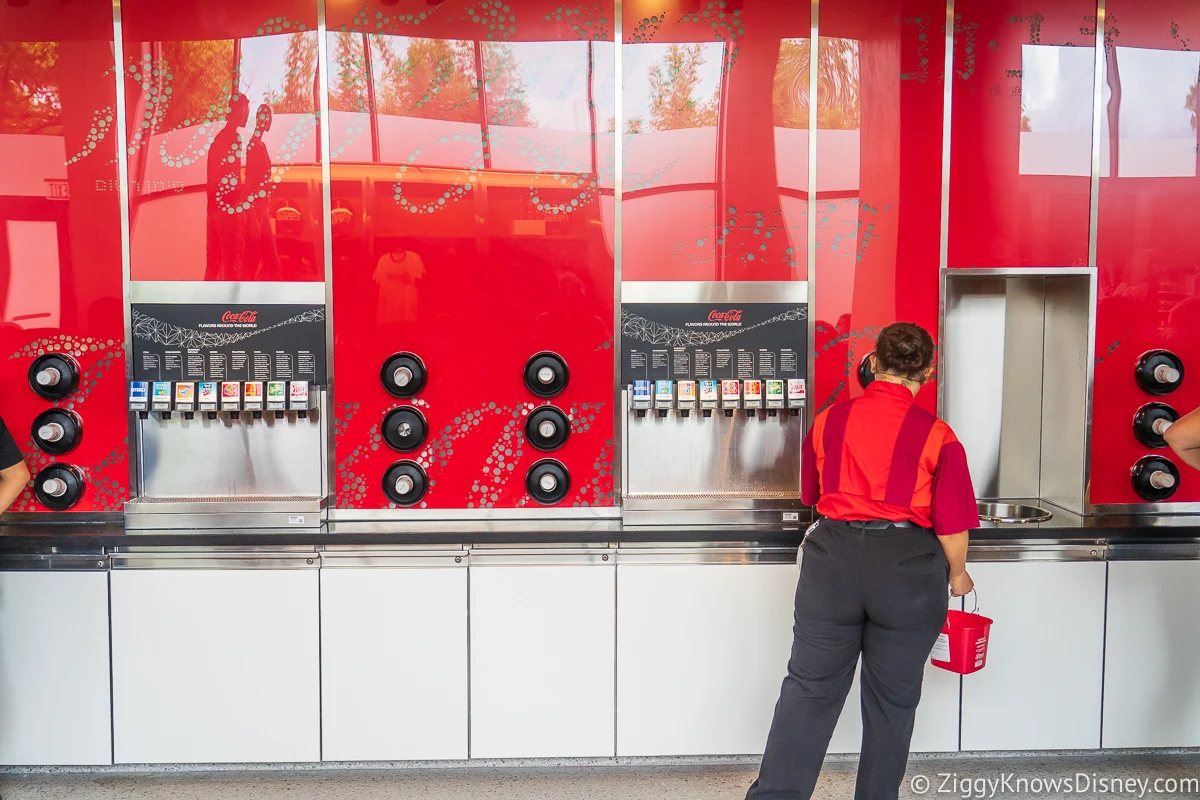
[747, 518, 950, 800]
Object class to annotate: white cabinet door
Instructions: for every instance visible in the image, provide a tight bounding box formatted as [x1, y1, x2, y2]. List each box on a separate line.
[1104, 560, 1200, 748]
[321, 559, 468, 761]
[616, 561, 796, 756]
[0, 571, 112, 766]
[961, 561, 1105, 751]
[469, 556, 615, 758]
[111, 566, 320, 764]
[828, 597, 961, 755]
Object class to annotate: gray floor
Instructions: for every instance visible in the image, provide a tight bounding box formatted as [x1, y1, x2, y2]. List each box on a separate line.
[1, 754, 1198, 799]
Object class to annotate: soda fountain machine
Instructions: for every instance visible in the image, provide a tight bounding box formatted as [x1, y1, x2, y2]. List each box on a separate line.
[620, 282, 808, 526]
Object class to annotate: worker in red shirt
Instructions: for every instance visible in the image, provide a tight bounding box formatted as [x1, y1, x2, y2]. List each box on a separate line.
[747, 322, 979, 800]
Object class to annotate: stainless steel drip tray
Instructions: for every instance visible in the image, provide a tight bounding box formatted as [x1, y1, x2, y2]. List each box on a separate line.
[976, 498, 1076, 527]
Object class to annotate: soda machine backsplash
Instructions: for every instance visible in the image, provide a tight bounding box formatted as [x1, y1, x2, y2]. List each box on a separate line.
[1, 0, 1197, 512]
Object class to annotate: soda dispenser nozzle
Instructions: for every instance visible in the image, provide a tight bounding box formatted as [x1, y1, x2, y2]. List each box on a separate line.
[1153, 418, 1174, 436]
[394, 367, 413, 388]
[395, 474, 415, 495]
[1155, 365, 1181, 384]
[41, 477, 68, 498]
[36, 367, 61, 387]
[1150, 470, 1177, 490]
[537, 366, 555, 385]
[37, 423, 64, 443]
[539, 473, 558, 493]
[538, 419, 557, 438]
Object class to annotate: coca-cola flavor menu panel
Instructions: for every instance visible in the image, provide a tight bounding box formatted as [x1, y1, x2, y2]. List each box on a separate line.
[130, 304, 326, 384]
[621, 303, 807, 385]
[328, 0, 617, 512]
[0, 0, 130, 513]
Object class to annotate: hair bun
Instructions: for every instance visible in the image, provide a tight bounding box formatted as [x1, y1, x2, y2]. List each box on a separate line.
[873, 322, 935, 382]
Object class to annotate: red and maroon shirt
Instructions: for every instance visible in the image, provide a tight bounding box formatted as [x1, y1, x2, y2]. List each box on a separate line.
[801, 381, 980, 536]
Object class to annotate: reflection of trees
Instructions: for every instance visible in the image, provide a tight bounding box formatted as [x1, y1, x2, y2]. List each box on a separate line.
[325, 35, 534, 126]
[156, 41, 236, 131]
[330, 32, 369, 113]
[0, 42, 60, 134]
[377, 38, 479, 121]
[482, 43, 534, 126]
[773, 37, 861, 130]
[648, 43, 718, 131]
[264, 32, 318, 113]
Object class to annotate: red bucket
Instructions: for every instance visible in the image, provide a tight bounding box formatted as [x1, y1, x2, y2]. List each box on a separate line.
[931, 596, 993, 675]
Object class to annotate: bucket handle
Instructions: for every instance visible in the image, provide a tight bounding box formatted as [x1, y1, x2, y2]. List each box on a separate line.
[949, 586, 979, 614]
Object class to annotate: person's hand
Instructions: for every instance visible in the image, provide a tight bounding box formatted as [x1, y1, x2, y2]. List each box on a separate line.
[949, 570, 974, 598]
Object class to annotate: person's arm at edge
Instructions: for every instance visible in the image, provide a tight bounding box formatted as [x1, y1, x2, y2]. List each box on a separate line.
[0, 460, 30, 516]
[1164, 406, 1200, 471]
[931, 438, 977, 597]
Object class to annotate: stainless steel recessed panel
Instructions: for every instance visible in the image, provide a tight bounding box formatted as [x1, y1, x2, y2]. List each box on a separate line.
[940, 268, 1096, 516]
[623, 394, 803, 501]
[137, 402, 326, 502]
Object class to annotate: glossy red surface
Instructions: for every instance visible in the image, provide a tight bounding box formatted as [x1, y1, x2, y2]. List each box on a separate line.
[0, 0, 129, 512]
[120, 0, 325, 282]
[813, 0, 946, 415]
[948, 0, 1095, 268]
[621, 0, 810, 282]
[328, 0, 617, 510]
[1092, 0, 1200, 505]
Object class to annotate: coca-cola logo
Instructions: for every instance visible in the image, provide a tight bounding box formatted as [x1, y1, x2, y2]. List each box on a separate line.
[221, 310, 258, 324]
[708, 309, 743, 322]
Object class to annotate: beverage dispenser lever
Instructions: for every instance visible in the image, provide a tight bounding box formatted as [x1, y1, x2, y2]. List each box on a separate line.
[654, 380, 674, 418]
[720, 380, 741, 417]
[151, 382, 172, 419]
[699, 380, 719, 418]
[743, 379, 763, 418]
[676, 380, 697, 418]
[631, 380, 652, 418]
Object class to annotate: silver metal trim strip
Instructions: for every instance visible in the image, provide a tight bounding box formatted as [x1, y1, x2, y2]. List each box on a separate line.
[967, 544, 1106, 563]
[620, 281, 810, 303]
[807, 0, 818, 426]
[112, 0, 138, 499]
[1088, 0, 1105, 268]
[1087, 502, 1200, 516]
[940, 0, 955, 270]
[329, 506, 622, 521]
[941, 267, 1098, 277]
[319, 553, 468, 569]
[614, 547, 796, 565]
[467, 549, 616, 567]
[110, 552, 320, 570]
[317, 0, 337, 512]
[1107, 543, 1200, 561]
[614, 0, 624, 509]
[129, 281, 326, 304]
[0, 554, 110, 572]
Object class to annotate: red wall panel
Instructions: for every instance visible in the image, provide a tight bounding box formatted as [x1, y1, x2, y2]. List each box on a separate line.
[1093, 0, 1200, 505]
[120, 0, 325, 282]
[814, 0, 946, 414]
[620, 0, 811, 282]
[328, 0, 616, 511]
[948, 0, 1095, 269]
[0, 0, 129, 512]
